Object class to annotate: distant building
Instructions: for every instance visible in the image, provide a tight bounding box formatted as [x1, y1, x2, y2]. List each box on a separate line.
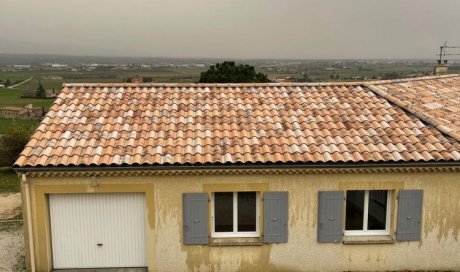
[51, 64, 68, 68]
[0, 106, 27, 118]
[46, 89, 58, 98]
[0, 104, 45, 119]
[13, 64, 31, 69]
[434, 60, 448, 75]
[275, 76, 295, 83]
[131, 75, 143, 83]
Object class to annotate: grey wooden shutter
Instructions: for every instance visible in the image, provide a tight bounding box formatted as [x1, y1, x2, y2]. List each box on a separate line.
[317, 191, 344, 243]
[396, 190, 423, 241]
[263, 191, 288, 243]
[182, 193, 209, 245]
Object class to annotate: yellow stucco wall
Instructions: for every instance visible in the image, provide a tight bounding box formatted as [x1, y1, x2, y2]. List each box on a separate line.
[24, 168, 460, 271]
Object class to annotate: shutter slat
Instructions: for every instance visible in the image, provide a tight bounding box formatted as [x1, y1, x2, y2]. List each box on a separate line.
[396, 190, 423, 241]
[182, 193, 209, 245]
[263, 191, 288, 243]
[317, 191, 344, 243]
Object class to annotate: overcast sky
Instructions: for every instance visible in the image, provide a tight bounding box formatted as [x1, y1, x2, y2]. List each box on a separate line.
[1, 0, 459, 59]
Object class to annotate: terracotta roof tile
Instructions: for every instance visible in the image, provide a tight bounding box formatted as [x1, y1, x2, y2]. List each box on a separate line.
[367, 74, 460, 142]
[14, 77, 460, 168]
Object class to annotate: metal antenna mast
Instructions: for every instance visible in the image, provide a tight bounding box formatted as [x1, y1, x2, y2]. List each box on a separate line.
[437, 41, 460, 64]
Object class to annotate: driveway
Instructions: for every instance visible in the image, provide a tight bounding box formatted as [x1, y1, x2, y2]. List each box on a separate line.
[0, 192, 25, 271]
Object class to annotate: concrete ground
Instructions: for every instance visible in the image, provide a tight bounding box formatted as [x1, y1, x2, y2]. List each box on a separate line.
[0, 192, 25, 271]
[0, 193, 22, 219]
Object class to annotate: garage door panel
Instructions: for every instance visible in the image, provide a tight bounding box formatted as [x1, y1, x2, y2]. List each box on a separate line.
[49, 193, 146, 269]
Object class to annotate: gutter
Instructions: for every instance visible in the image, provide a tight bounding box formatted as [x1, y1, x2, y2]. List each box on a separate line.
[21, 174, 36, 272]
[13, 161, 460, 173]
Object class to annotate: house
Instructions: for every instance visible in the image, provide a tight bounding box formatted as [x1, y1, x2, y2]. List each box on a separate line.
[0, 104, 45, 119]
[131, 75, 144, 83]
[13, 75, 460, 271]
[0, 106, 28, 118]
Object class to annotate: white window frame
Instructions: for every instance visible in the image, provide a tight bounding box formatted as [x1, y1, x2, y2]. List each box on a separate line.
[345, 190, 391, 236]
[211, 192, 260, 238]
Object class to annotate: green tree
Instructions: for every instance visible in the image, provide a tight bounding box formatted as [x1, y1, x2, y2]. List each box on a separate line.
[36, 81, 46, 98]
[199, 61, 270, 83]
[143, 77, 153, 83]
[0, 124, 35, 166]
[4, 79, 11, 87]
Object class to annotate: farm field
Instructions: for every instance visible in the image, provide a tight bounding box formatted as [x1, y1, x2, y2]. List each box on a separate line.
[0, 68, 205, 90]
[1, 60, 459, 111]
[0, 88, 54, 109]
[0, 68, 205, 109]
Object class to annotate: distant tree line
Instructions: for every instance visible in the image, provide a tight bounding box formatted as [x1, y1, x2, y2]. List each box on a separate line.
[199, 61, 270, 83]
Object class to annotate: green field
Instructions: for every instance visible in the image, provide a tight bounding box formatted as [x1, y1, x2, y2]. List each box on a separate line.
[0, 118, 39, 133]
[0, 168, 20, 192]
[1, 63, 458, 110]
[0, 88, 54, 109]
[259, 63, 439, 82]
[0, 68, 205, 109]
[0, 68, 204, 91]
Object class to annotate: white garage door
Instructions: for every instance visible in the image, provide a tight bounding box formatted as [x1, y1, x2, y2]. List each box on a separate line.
[49, 193, 146, 269]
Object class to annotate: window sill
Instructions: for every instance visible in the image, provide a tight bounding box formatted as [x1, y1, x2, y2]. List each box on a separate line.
[210, 237, 262, 246]
[343, 235, 395, 245]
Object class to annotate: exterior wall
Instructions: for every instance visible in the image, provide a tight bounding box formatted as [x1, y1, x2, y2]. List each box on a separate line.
[0, 108, 44, 119]
[433, 65, 448, 75]
[24, 168, 460, 271]
[0, 109, 26, 118]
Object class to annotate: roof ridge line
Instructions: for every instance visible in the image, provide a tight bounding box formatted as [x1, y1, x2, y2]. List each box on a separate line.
[62, 82, 363, 88]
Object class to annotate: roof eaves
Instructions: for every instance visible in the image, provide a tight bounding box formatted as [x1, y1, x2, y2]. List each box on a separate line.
[13, 160, 460, 173]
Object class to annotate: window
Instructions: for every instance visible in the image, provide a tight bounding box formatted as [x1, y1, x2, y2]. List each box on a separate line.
[211, 192, 259, 238]
[345, 190, 391, 236]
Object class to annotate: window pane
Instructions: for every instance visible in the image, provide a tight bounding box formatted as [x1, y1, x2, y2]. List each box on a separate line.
[237, 192, 257, 232]
[214, 192, 233, 232]
[345, 190, 365, 230]
[368, 190, 388, 230]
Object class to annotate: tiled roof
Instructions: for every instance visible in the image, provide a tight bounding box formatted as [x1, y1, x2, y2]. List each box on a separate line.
[367, 74, 460, 142]
[14, 77, 460, 168]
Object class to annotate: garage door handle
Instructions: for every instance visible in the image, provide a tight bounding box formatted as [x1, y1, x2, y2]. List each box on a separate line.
[193, 219, 200, 223]
[97, 243, 103, 247]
